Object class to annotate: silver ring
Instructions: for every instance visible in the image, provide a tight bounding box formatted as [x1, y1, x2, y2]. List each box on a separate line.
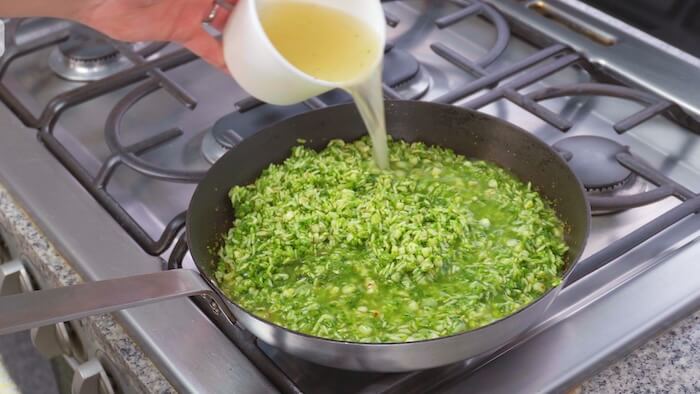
[204, 0, 235, 24]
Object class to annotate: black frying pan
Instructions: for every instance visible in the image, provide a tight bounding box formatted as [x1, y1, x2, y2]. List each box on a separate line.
[0, 101, 590, 372]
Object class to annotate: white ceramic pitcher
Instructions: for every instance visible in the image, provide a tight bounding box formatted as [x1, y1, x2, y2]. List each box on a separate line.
[222, 0, 386, 105]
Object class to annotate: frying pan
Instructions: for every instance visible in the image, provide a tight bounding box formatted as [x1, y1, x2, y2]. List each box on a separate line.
[0, 101, 590, 372]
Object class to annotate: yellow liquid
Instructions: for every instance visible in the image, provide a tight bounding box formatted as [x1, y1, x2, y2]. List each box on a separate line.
[260, 1, 390, 169]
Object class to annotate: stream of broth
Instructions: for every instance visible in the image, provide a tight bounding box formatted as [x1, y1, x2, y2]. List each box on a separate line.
[259, 1, 390, 169]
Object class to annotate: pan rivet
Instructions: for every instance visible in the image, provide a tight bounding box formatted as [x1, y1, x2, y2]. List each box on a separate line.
[209, 299, 221, 315]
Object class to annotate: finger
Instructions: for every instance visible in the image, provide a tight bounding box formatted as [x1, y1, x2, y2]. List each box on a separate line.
[210, 5, 234, 31]
[181, 31, 228, 72]
[210, 10, 231, 31]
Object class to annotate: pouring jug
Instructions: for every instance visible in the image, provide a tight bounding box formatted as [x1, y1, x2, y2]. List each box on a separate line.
[222, 0, 386, 105]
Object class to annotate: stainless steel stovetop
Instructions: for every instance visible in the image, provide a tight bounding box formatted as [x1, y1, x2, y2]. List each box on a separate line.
[0, 1, 699, 393]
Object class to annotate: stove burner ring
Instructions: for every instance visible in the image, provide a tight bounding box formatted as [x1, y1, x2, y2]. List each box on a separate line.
[588, 173, 634, 192]
[392, 65, 431, 99]
[48, 26, 130, 81]
[384, 47, 431, 99]
[553, 135, 632, 191]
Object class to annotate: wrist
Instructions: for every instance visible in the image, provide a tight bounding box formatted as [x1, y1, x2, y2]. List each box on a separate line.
[0, 0, 90, 20]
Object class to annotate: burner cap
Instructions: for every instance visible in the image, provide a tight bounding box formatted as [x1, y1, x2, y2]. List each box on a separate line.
[553, 136, 631, 191]
[201, 112, 254, 164]
[201, 104, 309, 164]
[201, 124, 244, 164]
[59, 26, 118, 62]
[384, 47, 419, 87]
[48, 25, 130, 81]
[383, 47, 430, 99]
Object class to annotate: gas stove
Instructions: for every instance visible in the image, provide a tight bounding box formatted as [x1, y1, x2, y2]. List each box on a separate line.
[0, 1, 699, 393]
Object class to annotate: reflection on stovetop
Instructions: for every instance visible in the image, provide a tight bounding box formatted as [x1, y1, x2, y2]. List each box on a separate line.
[258, 341, 387, 394]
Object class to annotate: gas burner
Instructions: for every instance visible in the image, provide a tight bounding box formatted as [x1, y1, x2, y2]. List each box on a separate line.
[553, 135, 632, 191]
[48, 25, 130, 81]
[201, 124, 244, 165]
[586, 173, 652, 216]
[201, 103, 309, 164]
[384, 47, 430, 99]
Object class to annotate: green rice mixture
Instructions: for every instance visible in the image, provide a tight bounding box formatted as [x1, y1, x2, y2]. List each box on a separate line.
[215, 137, 568, 342]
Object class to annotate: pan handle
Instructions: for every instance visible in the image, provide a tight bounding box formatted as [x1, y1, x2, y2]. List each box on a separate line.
[0, 270, 211, 336]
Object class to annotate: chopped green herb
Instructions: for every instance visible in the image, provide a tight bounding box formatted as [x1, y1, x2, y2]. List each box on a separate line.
[216, 137, 568, 342]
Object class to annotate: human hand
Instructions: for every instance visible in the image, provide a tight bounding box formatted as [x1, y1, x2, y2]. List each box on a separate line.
[73, 0, 236, 70]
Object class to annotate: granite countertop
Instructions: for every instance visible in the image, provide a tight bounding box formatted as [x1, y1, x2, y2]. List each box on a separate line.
[581, 311, 700, 393]
[1, 182, 700, 393]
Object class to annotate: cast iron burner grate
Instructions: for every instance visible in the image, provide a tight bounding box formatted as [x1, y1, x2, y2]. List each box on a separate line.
[0, 1, 693, 258]
[0, 19, 199, 254]
[1, 2, 700, 393]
